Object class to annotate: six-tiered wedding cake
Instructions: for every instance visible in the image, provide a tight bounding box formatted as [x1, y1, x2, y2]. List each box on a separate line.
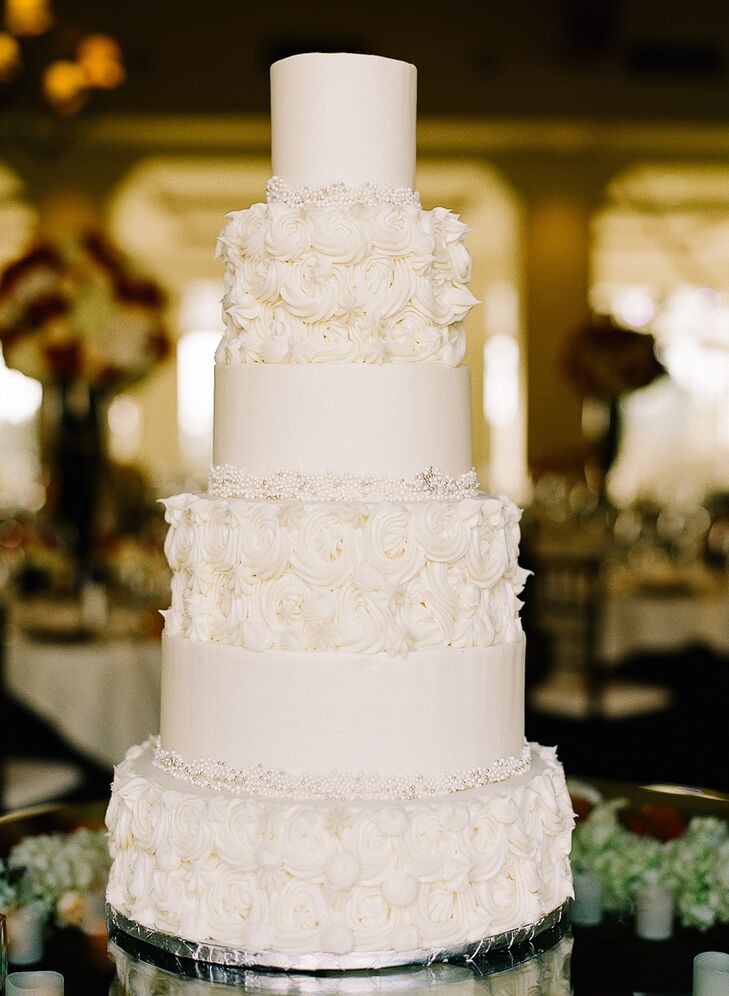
[106, 51, 574, 969]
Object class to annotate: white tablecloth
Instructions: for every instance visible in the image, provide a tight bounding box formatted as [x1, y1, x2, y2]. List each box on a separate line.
[601, 588, 729, 664]
[6, 633, 161, 768]
[532, 532, 729, 664]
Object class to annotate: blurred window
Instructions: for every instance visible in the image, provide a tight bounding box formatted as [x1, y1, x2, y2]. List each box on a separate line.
[482, 282, 526, 500]
[0, 164, 38, 508]
[176, 280, 223, 473]
[0, 347, 42, 425]
[0, 346, 43, 509]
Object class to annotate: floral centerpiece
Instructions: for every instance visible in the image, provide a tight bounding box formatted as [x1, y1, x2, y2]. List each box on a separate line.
[0, 231, 169, 562]
[0, 828, 110, 933]
[563, 315, 664, 399]
[571, 796, 729, 930]
[563, 315, 665, 496]
[0, 232, 168, 391]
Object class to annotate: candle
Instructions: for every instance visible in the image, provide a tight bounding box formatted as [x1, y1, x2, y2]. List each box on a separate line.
[635, 884, 674, 940]
[693, 951, 729, 996]
[0, 914, 7, 990]
[5, 971, 64, 995]
[81, 890, 106, 936]
[571, 870, 603, 926]
[6, 903, 46, 965]
[80, 579, 108, 631]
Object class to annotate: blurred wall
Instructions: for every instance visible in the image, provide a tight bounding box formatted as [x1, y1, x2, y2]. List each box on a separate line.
[37, 0, 729, 122]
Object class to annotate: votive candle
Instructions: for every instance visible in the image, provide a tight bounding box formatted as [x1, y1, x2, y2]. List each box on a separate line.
[6, 903, 46, 965]
[6, 971, 64, 995]
[693, 951, 729, 996]
[571, 870, 603, 926]
[635, 884, 674, 941]
[0, 914, 7, 990]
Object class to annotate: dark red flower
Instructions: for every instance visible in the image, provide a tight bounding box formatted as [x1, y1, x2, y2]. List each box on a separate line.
[563, 315, 665, 397]
[570, 794, 596, 822]
[0, 245, 61, 299]
[148, 328, 170, 361]
[44, 341, 82, 381]
[114, 276, 166, 308]
[23, 292, 69, 329]
[0, 230, 169, 392]
[624, 805, 686, 842]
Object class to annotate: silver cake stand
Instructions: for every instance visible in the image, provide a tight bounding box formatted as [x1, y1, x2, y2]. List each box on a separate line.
[106, 901, 570, 982]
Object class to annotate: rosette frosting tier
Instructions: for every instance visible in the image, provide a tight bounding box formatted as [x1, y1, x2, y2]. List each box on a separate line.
[215, 201, 475, 368]
[105, 51, 573, 968]
[107, 741, 573, 961]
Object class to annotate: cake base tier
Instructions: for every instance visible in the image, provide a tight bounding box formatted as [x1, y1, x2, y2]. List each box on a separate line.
[107, 900, 569, 974]
[106, 741, 574, 968]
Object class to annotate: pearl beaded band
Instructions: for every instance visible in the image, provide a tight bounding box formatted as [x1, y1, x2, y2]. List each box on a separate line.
[208, 464, 480, 502]
[266, 176, 421, 208]
[153, 738, 532, 801]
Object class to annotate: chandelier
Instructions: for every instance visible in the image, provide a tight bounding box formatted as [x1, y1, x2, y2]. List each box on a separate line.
[0, 0, 124, 119]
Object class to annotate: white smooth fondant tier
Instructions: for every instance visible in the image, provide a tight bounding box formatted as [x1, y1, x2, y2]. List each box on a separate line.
[271, 53, 416, 191]
[161, 493, 527, 657]
[212, 364, 472, 479]
[160, 635, 525, 783]
[106, 740, 574, 958]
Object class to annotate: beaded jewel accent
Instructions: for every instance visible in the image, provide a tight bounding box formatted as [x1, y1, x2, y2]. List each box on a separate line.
[153, 739, 532, 801]
[208, 464, 480, 502]
[266, 176, 421, 208]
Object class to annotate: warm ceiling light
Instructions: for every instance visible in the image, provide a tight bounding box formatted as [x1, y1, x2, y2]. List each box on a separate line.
[42, 59, 87, 115]
[4, 0, 53, 36]
[77, 33, 125, 89]
[0, 31, 21, 81]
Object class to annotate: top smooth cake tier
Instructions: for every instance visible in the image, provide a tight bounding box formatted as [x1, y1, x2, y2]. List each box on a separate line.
[271, 53, 416, 190]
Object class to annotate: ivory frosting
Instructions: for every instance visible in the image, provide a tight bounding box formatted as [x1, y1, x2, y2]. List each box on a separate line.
[160, 635, 525, 783]
[106, 740, 575, 956]
[270, 53, 417, 191]
[212, 365, 472, 481]
[215, 201, 476, 368]
[161, 493, 527, 657]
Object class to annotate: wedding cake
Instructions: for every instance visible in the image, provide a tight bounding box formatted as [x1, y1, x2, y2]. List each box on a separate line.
[106, 52, 574, 970]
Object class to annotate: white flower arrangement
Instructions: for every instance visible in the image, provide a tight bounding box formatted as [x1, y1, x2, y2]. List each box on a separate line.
[0, 827, 110, 929]
[571, 798, 729, 931]
[0, 858, 16, 911]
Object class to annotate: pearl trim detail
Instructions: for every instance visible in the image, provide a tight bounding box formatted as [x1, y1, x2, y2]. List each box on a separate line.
[152, 738, 532, 801]
[266, 176, 421, 208]
[208, 464, 480, 502]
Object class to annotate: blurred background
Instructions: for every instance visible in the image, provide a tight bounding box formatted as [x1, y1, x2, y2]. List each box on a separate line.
[1, 0, 729, 809]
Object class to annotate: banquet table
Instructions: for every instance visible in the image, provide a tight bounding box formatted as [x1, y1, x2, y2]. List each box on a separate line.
[600, 581, 729, 664]
[5, 631, 161, 769]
